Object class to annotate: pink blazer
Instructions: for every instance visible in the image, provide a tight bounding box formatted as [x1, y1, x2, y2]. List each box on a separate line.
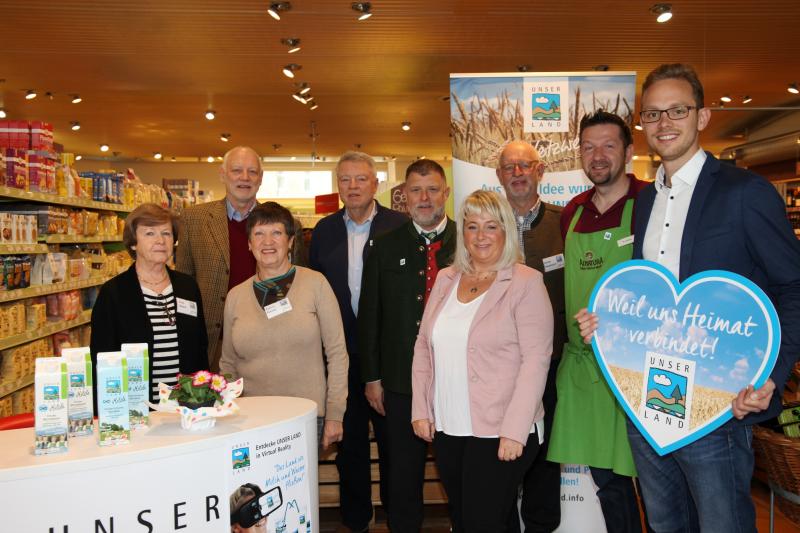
[411, 263, 554, 445]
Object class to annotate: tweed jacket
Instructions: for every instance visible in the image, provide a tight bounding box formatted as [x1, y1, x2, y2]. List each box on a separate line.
[175, 199, 231, 368]
[359, 218, 456, 394]
[411, 264, 554, 444]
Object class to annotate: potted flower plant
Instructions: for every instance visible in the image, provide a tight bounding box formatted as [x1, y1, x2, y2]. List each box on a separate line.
[169, 370, 228, 410]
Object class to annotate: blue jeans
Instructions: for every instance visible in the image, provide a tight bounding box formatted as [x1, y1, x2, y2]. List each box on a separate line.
[626, 418, 756, 533]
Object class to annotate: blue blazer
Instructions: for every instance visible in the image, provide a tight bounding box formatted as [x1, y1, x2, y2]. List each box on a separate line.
[309, 203, 408, 358]
[633, 152, 800, 423]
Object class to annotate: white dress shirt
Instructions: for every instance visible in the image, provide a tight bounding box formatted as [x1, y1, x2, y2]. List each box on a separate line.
[412, 216, 448, 244]
[642, 149, 707, 279]
[344, 201, 377, 315]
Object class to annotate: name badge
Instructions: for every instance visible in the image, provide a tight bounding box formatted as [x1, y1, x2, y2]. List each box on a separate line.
[542, 253, 565, 272]
[175, 297, 197, 317]
[264, 298, 293, 319]
[617, 235, 635, 247]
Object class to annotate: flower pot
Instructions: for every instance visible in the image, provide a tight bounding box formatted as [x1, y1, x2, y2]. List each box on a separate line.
[177, 398, 216, 410]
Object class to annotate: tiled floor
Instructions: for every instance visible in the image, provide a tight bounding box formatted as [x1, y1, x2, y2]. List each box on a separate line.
[318, 480, 798, 532]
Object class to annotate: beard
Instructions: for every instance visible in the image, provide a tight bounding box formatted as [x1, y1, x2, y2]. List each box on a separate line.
[411, 204, 445, 229]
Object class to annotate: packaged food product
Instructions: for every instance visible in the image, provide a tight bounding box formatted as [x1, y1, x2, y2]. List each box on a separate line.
[61, 347, 94, 437]
[96, 352, 130, 446]
[34, 357, 69, 455]
[121, 343, 150, 429]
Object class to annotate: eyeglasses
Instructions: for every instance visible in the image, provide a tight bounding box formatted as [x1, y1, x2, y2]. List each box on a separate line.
[160, 297, 176, 326]
[639, 105, 699, 124]
[499, 160, 539, 174]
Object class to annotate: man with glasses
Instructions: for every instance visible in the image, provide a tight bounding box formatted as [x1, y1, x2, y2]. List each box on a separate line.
[624, 63, 800, 532]
[548, 112, 649, 533]
[309, 151, 407, 532]
[176, 145, 263, 371]
[495, 140, 565, 533]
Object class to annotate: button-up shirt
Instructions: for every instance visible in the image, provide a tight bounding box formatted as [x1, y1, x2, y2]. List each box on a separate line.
[413, 216, 448, 244]
[642, 148, 707, 278]
[344, 201, 377, 315]
[225, 198, 257, 221]
[513, 199, 542, 252]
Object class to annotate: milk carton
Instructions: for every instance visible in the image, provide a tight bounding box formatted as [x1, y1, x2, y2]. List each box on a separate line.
[34, 357, 68, 455]
[96, 352, 130, 446]
[61, 347, 94, 436]
[121, 343, 150, 429]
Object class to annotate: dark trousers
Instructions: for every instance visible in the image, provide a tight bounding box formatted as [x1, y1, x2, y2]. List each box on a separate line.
[513, 360, 561, 533]
[336, 359, 390, 530]
[589, 467, 644, 533]
[384, 390, 428, 533]
[434, 431, 539, 533]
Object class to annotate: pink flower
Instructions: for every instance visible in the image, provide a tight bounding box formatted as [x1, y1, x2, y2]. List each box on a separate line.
[210, 374, 228, 393]
[192, 370, 213, 387]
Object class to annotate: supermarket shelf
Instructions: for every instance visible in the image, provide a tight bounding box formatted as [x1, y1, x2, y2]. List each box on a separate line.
[0, 186, 131, 213]
[43, 234, 122, 244]
[0, 243, 48, 255]
[0, 374, 34, 398]
[0, 276, 108, 303]
[0, 309, 92, 352]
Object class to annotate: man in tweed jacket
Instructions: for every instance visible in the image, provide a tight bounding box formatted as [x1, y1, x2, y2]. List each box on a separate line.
[176, 146, 262, 371]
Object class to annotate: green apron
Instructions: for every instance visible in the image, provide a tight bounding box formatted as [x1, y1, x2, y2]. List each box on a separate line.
[546, 199, 637, 476]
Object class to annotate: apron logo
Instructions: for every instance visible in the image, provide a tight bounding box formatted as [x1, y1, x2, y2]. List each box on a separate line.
[579, 250, 604, 270]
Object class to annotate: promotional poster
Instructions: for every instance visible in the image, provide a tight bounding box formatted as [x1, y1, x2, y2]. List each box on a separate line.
[589, 260, 780, 455]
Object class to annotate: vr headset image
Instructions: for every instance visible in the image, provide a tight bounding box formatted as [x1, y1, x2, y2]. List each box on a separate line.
[231, 483, 284, 528]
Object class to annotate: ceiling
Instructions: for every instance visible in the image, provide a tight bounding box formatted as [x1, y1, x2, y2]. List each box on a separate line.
[1, 0, 799, 163]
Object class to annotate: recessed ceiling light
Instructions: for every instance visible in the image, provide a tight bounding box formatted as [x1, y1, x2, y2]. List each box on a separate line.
[25, 89, 37, 100]
[220, 133, 231, 142]
[46, 92, 54, 100]
[205, 109, 216, 120]
[788, 83, 799, 95]
[100, 144, 109, 152]
[352, 2, 372, 20]
[290, 156, 297, 161]
[71, 94, 82, 104]
[70, 121, 80, 131]
[634, 123, 643, 131]
[650, 3, 673, 23]
[267, 2, 292, 20]
[720, 95, 732, 103]
[742, 95, 752, 104]
[0, 109, 6, 119]
[75, 155, 82, 161]
[207, 156, 215, 163]
[281, 38, 301, 54]
[282, 64, 301, 78]
[401, 121, 411, 131]
[154, 152, 162, 159]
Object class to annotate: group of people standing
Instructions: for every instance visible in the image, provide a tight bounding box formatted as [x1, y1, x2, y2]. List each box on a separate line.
[89, 61, 800, 533]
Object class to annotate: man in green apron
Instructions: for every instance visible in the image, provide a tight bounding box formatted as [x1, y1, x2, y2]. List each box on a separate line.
[547, 111, 649, 533]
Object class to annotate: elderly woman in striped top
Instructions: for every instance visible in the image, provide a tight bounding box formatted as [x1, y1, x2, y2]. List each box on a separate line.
[90, 203, 208, 401]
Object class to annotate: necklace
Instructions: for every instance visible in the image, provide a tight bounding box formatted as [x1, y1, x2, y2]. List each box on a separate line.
[137, 269, 169, 286]
[467, 271, 495, 293]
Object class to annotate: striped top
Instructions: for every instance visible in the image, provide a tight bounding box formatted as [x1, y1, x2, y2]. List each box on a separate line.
[141, 284, 180, 402]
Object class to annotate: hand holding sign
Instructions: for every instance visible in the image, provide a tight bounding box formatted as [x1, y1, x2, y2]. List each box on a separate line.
[588, 260, 780, 455]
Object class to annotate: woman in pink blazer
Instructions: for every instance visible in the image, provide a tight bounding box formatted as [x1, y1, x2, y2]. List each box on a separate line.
[411, 190, 554, 532]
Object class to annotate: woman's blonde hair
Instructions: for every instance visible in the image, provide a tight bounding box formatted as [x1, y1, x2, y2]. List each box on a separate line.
[452, 190, 522, 274]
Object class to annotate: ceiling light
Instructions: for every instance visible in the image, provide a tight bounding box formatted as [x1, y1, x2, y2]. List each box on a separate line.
[0, 109, 6, 119]
[634, 123, 643, 131]
[71, 94, 82, 104]
[281, 38, 301, 53]
[220, 133, 231, 142]
[741, 95, 752, 104]
[282, 64, 301, 78]
[292, 93, 307, 104]
[70, 121, 80, 131]
[517, 65, 530, 72]
[205, 109, 216, 120]
[100, 144, 109, 152]
[298, 83, 311, 95]
[650, 3, 673, 23]
[309, 103, 319, 110]
[75, 155, 82, 161]
[46, 92, 54, 100]
[290, 156, 297, 161]
[25, 89, 37, 100]
[267, 2, 291, 20]
[593, 65, 610, 72]
[304, 94, 314, 102]
[401, 121, 411, 131]
[352, 2, 372, 20]
[632, 155, 640, 160]
[207, 156, 215, 163]
[153, 152, 162, 160]
[788, 83, 799, 95]
[720, 95, 732, 103]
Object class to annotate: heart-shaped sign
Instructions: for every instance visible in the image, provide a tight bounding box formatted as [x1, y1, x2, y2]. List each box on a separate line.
[589, 260, 780, 455]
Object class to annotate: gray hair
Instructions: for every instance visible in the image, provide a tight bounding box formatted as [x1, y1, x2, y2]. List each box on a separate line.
[336, 151, 376, 179]
[222, 146, 263, 174]
[453, 190, 522, 274]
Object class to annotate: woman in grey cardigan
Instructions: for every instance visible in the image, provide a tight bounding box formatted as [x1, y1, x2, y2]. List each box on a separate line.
[220, 202, 348, 449]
